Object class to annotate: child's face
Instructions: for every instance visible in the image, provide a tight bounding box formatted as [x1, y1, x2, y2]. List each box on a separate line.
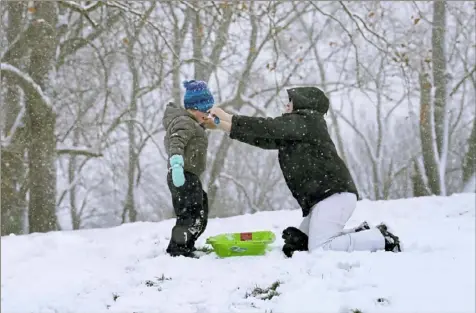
[284, 100, 293, 113]
[201, 117, 218, 129]
[189, 110, 216, 129]
[194, 110, 208, 122]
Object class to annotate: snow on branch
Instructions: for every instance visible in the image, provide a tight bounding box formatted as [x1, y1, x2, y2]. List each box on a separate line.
[56, 145, 103, 158]
[0, 62, 53, 109]
[59, 0, 102, 27]
[60, 0, 102, 12]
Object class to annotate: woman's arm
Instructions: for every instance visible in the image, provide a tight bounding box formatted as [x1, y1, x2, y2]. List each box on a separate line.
[230, 131, 278, 150]
[230, 114, 309, 141]
[214, 115, 278, 150]
[209, 107, 310, 141]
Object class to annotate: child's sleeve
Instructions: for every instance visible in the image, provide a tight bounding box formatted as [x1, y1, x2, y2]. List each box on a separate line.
[168, 116, 196, 157]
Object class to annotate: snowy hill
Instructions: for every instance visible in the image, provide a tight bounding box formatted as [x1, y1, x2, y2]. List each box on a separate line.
[2, 193, 475, 313]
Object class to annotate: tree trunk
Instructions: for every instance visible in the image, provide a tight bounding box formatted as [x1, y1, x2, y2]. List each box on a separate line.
[1, 1, 27, 235]
[189, 4, 234, 213]
[123, 77, 138, 223]
[206, 136, 233, 216]
[69, 127, 80, 230]
[192, 1, 205, 79]
[123, 45, 139, 224]
[419, 69, 441, 195]
[462, 116, 476, 186]
[191, 2, 233, 82]
[27, 1, 58, 233]
[121, 5, 155, 223]
[314, 48, 348, 166]
[431, 0, 448, 195]
[412, 159, 429, 197]
[431, 1, 447, 155]
[169, 3, 190, 106]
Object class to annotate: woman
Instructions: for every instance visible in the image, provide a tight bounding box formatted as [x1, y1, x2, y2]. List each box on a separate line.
[209, 86, 402, 257]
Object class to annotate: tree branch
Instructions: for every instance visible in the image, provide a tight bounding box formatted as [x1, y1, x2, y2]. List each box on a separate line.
[1, 62, 52, 109]
[338, 1, 389, 54]
[56, 146, 103, 157]
[56, 12, 122, 69]
[0, 22, 32, 62]
[310, 1, 362, 85]
[449, 64, 476, 97]
[58, 0, 101, 28]
[0, 105, 25, 148]
[218, 173, 254, 211]
[102, 0, 180, 59]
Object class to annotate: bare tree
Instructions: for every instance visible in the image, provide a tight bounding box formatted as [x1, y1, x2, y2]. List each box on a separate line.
[429, 1, 449, 195]
[204, 2, 313, 214]
[23, 2, 58, 232]
[1, 1, 474, 233]
[121, 3, 156, 223]
[1, 0, 122, 232]
[1, 2, 28, 235]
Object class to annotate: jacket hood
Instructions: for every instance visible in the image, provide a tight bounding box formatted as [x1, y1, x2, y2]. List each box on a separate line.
[162, 102, 193, 130]
[286, 87, 329, 114]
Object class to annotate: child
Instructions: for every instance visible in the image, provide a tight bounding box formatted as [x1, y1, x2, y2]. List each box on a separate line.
[162, 80, 216, 258]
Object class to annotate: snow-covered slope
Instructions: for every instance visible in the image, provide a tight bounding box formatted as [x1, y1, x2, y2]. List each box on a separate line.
[2, 193, 475, 313]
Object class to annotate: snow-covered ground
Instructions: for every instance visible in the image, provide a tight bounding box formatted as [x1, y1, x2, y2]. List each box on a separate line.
[2, 193, 475, 313]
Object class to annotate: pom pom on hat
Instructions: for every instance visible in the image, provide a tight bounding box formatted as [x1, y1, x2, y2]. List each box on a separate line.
[182, 80, 195, 89]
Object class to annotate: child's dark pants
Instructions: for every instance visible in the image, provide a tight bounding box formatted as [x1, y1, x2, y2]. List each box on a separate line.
[166, 171, 209, 257]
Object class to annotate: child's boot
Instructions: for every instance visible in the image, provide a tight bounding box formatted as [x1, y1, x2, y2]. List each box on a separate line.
[166, 225, 196, 258]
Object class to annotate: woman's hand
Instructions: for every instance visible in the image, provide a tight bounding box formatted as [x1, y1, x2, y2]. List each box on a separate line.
[201, 117, 218, 129]
[208, 107, 233, 123]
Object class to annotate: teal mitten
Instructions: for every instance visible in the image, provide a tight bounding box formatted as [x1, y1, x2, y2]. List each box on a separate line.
[170, 155, 185, 187]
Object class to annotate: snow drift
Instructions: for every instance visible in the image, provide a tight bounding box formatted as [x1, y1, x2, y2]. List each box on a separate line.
[2, 193, 475, 313]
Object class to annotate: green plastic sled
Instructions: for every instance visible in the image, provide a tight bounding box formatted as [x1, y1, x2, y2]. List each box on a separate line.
[205, 230, 276, 258]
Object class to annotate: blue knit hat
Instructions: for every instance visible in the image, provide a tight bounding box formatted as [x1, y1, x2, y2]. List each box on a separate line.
[183, 80, 215, 112]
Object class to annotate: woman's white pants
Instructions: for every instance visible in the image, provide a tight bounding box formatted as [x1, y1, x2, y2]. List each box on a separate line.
[299, 192, 386, 252]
